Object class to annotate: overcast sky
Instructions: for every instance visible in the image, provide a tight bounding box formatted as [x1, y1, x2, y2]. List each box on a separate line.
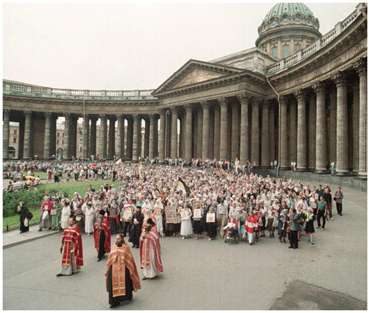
[3, 2, 357, 90]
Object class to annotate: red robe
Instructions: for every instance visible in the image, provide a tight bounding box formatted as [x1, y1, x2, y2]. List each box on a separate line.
[61, 225, 83, 268]
[94, 217, 111, 253]
[139, 229, 163, 273]
[245, 215, 256, 234]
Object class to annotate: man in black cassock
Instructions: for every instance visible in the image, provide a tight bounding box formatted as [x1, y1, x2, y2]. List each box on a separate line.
[129, 207, 144, 248]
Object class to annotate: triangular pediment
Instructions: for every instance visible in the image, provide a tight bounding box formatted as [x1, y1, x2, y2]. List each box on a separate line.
[153, 59, 243, 96]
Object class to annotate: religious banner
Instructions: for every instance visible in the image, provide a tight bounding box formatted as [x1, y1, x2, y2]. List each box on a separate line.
[165, 206, 179, 224]
[206, 212, 216, 223]
[193, 208, 202, 219]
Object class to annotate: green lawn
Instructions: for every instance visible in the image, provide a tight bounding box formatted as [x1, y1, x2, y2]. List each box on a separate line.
[36, 179, 120, 196]
[3, 179, 121, 231]
[3, 208, 41, 231]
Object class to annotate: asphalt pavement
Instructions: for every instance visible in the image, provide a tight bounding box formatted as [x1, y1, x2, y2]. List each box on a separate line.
[3, 184, 367, 310]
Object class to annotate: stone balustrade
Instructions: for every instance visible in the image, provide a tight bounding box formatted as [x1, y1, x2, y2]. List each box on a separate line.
[3, 80, 156, 101]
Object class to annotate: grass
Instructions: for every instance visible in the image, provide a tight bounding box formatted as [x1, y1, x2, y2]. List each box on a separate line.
[3, 179, 121, 231]
[3, 208, 41, 231]
[36, 179, 121, 196]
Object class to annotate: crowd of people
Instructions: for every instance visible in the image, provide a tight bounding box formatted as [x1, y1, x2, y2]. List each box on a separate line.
[12, 161, 345, 308]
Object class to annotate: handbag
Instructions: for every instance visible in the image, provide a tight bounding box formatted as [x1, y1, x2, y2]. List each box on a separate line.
[24, 218, 29, 227]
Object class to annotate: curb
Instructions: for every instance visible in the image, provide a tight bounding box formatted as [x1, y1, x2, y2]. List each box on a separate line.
[3, 230, 60, 249]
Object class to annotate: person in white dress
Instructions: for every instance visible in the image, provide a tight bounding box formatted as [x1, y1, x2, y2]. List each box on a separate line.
[60, 199, 71, 230]
[83, 202, 95, 235]
[180, 207, 193, 239]
[153, 198, 164, 237]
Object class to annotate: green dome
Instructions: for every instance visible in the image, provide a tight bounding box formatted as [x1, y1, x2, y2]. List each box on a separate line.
[258, 3, 320, 35]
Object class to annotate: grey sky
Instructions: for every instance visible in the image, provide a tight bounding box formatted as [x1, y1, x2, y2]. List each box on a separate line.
[3, 2, 357, 91]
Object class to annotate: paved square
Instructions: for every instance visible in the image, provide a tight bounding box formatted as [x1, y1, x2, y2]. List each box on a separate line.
[3, 184, 366, 310]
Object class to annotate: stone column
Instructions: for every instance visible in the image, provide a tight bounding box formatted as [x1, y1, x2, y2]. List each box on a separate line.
[289, 100, 297, 163]
[70, 115, 77, 159]
[116, 115, 124, 159]
[251, 100, 260, 166]
[3, 110, 10, 160]
[214, 104, 220, 160]
[23, 111, 33, 159]
[18, 119, 24, 159]
[50, 115, 57, 158]
[132, 115, 140, 161]
[231, 102, 240, 160]
[238, 94, 249, 165]
[158, 110, 166, 160]
[279, 96, 289, 168]
[178, 116, 183, 158]
[126, 117, 133, 160]
[63, 113, 71, 160]
[184, 105, 193, 161]
[82, 115, 89, 159]
[314, 82, 327, 172]
[296, 90, 307, 171]
[192, 112, 197, 158]
[100, 115, 107, 159]
[171, 108, 178, 159]
[334, 72, 349, 175]
[197, 109, 203, 159]
[108, 117, 115, 159]
[269, 103, 276, 164]
[356, 61, 367, 177]
[149, 115, 155, 159]
[352, 80, 359, 173]
[260, 101, 269, 167]
[153, 117, 158, 158]
[219, 98, 228, 160]
[89, 117, 97, 158]
[329, 89, 337, 163]
[144, 118, 150, 158]
[201, 101, 210, 160]
[308, 93, 316, 170]
[208, 107, 214, 159]
[43, 112, 52, 159]
[165, 112, 171, 158]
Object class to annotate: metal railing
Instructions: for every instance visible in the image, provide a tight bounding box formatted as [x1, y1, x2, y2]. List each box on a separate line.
[3, 80, 157, 101]
[266, 3, 365, 75]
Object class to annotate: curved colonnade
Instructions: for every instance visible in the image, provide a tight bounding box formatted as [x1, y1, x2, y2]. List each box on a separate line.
[3, 3, 367, 178]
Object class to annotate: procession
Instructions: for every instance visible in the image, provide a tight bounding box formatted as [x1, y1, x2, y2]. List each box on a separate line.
[4, 159, 345, 308]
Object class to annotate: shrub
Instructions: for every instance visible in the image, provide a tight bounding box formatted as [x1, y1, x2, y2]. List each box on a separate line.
[3, 190, 44, 217]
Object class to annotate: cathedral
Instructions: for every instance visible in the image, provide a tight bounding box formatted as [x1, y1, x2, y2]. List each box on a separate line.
[3, 3, 367, 177]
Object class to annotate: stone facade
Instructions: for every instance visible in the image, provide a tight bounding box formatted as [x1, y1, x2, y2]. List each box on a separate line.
[3, 3, 367, 178]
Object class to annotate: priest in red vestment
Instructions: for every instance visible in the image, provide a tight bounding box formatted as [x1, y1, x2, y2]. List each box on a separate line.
[94, 210, 111, 261]
[139, 219, 163, 279]
[57, 216, 83, 277]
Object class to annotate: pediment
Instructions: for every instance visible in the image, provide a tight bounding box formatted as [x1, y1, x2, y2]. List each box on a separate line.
[171, 67, 224, 89]
[153, 59, 243, 96]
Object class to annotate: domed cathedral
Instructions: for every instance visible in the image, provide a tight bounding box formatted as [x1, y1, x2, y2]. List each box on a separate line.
[256, 3, 321, 60]
[2, 3, 368, 182]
